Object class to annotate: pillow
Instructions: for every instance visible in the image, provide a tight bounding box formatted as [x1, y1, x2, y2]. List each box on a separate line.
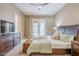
[32, 36, 39, 40]
[52, 32, 60, 40]
[60, 34, 74, 43]
[39, 35, 47, 39]
[47, 35, 52, 39]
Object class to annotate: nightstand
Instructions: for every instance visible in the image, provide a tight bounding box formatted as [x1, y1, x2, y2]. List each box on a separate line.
[23, 40, 31, 53]
[71, 41, 79, 56]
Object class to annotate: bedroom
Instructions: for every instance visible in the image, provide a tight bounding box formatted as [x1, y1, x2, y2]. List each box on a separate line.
[0, 3, 79, 56]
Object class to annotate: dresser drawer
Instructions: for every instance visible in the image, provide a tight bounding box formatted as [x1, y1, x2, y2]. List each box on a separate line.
[0, 33, 21, 55]
[0, 40, 13, 53]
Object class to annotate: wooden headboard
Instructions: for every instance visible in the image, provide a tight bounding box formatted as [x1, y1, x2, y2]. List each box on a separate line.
[57, 25, 79, 40]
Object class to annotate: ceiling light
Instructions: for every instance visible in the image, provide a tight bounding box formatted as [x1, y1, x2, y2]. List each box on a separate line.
[38, 6, 42, 10]
[30, 3, 48, 10]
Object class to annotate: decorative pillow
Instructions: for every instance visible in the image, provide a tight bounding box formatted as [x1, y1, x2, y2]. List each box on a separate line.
[60, 34, 74, 43]
[52, 32, 60, 40]
[39, 35, 47, 39]
[47, 35, 52, 39]
[32, 36, 39, 40]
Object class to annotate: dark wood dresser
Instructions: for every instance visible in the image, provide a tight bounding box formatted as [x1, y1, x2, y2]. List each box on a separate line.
[0, 33, 21, 56]
[13, 33, 21, 47]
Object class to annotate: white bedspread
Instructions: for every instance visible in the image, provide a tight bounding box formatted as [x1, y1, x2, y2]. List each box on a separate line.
[40, 39, 52, 53]
[47, 39, 71, 49]
[27, 37, 71, 55]
[27, 39, 52, 55]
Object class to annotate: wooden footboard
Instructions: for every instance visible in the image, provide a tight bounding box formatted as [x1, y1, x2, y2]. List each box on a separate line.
[52, 48, 71, 55]
[30, 52, 52, 56]
[28, 49, 71, 56]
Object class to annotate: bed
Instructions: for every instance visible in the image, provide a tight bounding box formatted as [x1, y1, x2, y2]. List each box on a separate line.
[27, 36, 73, 56]
[27, 25, 79, 55]
[27, 39, 52, 55]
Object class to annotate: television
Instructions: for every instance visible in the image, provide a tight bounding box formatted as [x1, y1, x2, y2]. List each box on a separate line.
[1, 20, 15, 34]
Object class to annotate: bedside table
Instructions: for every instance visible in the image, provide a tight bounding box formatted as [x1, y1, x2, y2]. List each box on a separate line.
[23, 40, 31, 53]
[71, 41, 79, 56]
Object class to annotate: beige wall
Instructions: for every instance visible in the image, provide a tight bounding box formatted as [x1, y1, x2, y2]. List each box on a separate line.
[0, 3, 25, 38]
[24, 16, 55, 39]
[55, 3, 79, 26]
[15, 13, 25, 38]
[0, 3, 23, 22]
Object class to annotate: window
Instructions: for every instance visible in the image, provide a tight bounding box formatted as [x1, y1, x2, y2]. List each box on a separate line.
[32, 21, 45, 36]
[33, 22, 39, 36]
[40, 22, 45, 35]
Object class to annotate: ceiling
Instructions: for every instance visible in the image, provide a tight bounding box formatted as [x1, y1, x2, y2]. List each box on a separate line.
[14, 3, 66, 16]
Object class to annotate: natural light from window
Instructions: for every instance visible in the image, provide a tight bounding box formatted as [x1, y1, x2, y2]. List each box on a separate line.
[32, 20, 45, 36]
